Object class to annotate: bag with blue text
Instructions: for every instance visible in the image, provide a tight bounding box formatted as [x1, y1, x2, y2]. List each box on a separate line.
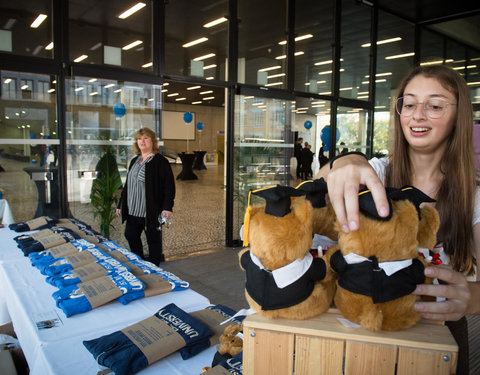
[83, 303, 213, 375]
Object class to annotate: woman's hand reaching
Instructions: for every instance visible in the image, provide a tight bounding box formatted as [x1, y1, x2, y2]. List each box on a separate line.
[324, 154, 389, 232]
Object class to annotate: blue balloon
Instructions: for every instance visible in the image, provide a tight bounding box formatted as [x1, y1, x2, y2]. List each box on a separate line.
[320, 126, 340, 151]
[304, 120, 313, 130]
[113, 103, 126, 118]
[196, 122, 204, 131]
[183, 112, 193, 123]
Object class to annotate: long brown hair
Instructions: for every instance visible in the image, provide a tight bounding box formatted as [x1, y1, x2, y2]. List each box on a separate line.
[386, 65, 477, 274]
[133, 127, 160, 155]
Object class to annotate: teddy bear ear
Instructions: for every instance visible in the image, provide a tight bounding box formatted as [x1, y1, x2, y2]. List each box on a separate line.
[296, 178, 329, 208]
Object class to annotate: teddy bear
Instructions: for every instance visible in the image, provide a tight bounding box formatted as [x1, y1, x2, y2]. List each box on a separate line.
[296, 178, 338, 257]
[210, 323, 243, 367]
[328, 185, 439, 331]
[218, 324, 243, 357]
[239, 184, 334, 320]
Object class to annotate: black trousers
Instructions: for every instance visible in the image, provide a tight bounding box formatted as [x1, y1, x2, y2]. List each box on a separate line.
[124, 215, 164, 265]
[295, 156, 302, 178]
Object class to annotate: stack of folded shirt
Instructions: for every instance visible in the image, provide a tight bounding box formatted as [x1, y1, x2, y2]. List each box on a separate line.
[98, 241, 143, 263]
[35, 245, 110, 276]
[191, 305, 245, 347]
[9, 216, 58, 232]
[14, 226, 81, 256]
[83, 303, 213, 375]
[53, 270, 145, 317]
[204, 352, 243, 375]
[28, 239, 97, 266]
[46, 253, 131, 288]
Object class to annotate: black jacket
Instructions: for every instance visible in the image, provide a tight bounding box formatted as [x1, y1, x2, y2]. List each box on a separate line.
[294, 143, 303, 159]
[330, 249, 425, 303]
[118, 153, 175, 228]
[240, 250, 326, 310]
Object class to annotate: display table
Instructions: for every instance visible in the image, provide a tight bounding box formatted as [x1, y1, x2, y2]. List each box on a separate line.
[243, 309, 458, 375]
[193, 150, 207, 170]
[0, 226, 214, 375]
[176, 153, 198, 180]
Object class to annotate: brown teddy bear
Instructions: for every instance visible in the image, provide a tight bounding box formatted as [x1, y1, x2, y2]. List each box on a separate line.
[218, 324, 243, 357]
[239, 185, 334, 320]
[329, 186, 439, 331]
[296, 178, 338, 256]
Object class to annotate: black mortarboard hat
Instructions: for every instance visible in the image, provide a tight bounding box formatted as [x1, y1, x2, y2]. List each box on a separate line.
[296, 178, 329, 208]
[252, 185, 305, 217]
[388, 185, 436, 219]
[358, 188, 393, 221]
[358, 185, 435, 221]
[242, 185, 306, 246]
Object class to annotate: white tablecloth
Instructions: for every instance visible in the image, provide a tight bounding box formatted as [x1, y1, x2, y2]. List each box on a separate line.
[0, 227, 214, 374]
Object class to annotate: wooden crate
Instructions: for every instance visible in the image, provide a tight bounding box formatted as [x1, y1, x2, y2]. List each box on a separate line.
[243, 309, 458, 375]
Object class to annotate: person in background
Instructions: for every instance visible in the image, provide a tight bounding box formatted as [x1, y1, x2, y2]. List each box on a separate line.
[318, 143, 329, 169]
[294, 137, 303, 178]
[116, 127, 175, 264]
[317, 65, 479, 375]
[301, 142, 313, 179]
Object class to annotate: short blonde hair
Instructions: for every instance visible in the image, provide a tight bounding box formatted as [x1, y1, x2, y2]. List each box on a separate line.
[133, 127, 160, 155]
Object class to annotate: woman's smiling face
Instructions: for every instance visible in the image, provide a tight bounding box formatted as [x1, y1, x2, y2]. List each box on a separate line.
[400, 75, 457, 154]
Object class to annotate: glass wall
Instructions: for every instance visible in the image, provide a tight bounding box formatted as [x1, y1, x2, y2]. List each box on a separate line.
[340, 2, 371, 100]
[233, 94, 294, 240]
[0, 70, 59, 222]
[294, 0, 335, 95]
[372, 11, 415, 155]
[68, 0, 153, 70]
[0, 1, 52, 58]
[65, 76, 159, 242]
[165, 0, 228, 81]
[336, 106, 369, 156]
[238, 0, 287, 88]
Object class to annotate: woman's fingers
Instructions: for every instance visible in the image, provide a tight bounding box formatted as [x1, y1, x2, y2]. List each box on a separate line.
[413, 266, 470, 321]
[327, 155, 386, 232]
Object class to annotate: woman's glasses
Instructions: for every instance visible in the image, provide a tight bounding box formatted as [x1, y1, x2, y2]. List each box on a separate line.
[395, 97, 456, 119]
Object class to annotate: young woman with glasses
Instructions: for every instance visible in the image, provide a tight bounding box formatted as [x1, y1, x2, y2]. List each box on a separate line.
[317, 65, 478, 374]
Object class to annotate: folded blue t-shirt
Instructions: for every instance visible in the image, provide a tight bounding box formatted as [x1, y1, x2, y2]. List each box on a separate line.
[53, 270, 144, 317]
[83, 303, 213, 375]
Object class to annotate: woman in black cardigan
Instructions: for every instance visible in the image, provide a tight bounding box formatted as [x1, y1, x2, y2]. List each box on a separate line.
[116, 127, 175, 264]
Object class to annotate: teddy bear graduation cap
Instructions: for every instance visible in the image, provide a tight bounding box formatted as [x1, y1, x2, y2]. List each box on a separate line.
[242, 185, 305, 247]
[330, 184, 438, 331]
[296, 178, 339, 253]
[239, 184, 333, 320]
[295, 178, 328, 209]
[358, 185, 436, 221]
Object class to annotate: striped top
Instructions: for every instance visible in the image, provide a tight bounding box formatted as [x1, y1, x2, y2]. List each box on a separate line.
[127, 155, 154, 217]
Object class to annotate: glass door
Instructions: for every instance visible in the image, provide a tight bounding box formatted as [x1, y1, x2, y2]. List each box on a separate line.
[0, 70, 60, 224]
[232, 94, 295, 241]
[65, 76, 161, 244]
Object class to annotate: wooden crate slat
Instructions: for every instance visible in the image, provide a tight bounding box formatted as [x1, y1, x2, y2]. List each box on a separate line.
[344, 341, 397, 375]
[396, 347, 458, 375]
[294, 335, 344, 375]
[243, 327, 294, 375]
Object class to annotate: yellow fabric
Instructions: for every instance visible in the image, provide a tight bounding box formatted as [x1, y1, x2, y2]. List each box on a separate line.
[242, 185, 276, 247]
